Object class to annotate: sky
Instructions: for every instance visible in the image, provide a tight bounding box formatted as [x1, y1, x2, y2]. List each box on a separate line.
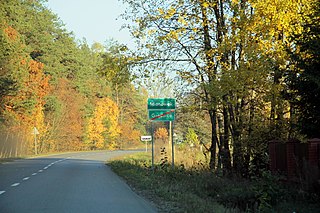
[45, 0, 134, 48]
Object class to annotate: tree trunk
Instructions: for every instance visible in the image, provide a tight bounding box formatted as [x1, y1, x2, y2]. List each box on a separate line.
[222, 99, 232, 172]
[232, 98, 245, 174]
[200, 1, 219, 171]
[209, 108, 219, 170]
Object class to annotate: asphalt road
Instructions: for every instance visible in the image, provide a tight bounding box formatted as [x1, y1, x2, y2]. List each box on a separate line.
[0, 150, 157, 213]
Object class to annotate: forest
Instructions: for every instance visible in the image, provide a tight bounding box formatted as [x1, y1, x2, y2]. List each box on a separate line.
[1, 0, 320, 178]
[0, 0, 148, 157]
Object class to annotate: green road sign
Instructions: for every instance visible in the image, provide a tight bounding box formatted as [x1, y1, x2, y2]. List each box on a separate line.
[148, 110, 175, 121]
[148, 98, 176, 110]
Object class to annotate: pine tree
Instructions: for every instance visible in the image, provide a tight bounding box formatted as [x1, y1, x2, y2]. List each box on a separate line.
[289, 1, 320, 138]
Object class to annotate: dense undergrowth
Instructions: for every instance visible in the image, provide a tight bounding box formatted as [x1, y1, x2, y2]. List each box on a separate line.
[108, 153, 320, 213]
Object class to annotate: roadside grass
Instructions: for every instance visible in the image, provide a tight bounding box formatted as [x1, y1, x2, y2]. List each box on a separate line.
[108, 152, 320, 213]
[108, 152, 234, 213]
[0, 151, 77, 164]
[0, 150, 103, 164]
[0, 157, 25, 164]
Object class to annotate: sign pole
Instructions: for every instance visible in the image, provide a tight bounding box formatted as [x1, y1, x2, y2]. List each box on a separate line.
[151, 122, 154, 170]
[33, 127, 38, 155]
[34, 131, 37, 155]
[147, 98, 176, 170]
[170, 121, 174, 168]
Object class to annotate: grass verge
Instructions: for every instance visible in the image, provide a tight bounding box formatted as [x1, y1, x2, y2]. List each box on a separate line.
[108, 152, 320, 213]
[108, 152, 232, 213]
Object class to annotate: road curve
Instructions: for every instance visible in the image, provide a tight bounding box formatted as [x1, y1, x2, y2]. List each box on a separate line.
[0, 150, 157, 213]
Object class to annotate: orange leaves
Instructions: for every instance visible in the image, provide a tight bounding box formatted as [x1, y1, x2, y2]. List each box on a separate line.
[28, 60, 44, 74]
[154, 127, 168, 140]
[53, 78, 85, 151]
[4, 58, 51, 137]
[25, 60, 50, 108]
[20, 58, 27, 66]
[3, 26, 18, 41]
[118, 121, 141, 148]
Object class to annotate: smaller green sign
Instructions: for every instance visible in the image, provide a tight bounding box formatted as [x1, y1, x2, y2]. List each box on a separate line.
[148, 110, 175, 121]
[148, 98, 176, 110]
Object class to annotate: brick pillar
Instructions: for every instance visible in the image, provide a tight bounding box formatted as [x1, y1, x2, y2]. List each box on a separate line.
[269, 140, 280, 172]
[307, 138, 320, 167]
[286, 140, 297, 179]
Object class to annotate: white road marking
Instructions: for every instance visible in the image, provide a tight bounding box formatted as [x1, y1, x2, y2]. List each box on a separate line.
[38, 170, 43, 172]
[11, 183, 20, 187]
[23, 177, 30, 181]
[32, 173, 37, 176]
[44, 167, 48, 170]
[0, 191, 5, 195]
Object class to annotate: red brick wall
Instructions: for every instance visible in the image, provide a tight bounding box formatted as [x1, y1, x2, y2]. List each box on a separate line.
[268, 138, 320, 179]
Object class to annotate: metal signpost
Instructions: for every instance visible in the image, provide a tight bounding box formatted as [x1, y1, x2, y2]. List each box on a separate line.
[32, 127, 40, 155]
[147, 98, 176, 169]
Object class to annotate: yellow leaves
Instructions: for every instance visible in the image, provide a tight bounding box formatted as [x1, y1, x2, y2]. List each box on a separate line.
[202, 2, 210, 8]
[166, 28, 187, 41]
[158, 6, 176, 20]
[200, 0, 216, 8]
[132, 30, 140, 38]
[169, 30, 178, 40]
[231, 0, 239, 5]
[145, 43, 153, 49]
[178, 15, 187, 26]
[87, 97, 120, 149]
[246, 0, 314, 65]
[250, 0, 313, 35]
[166, 7, 176, 19]
[148, 29, 156, 36]
[158, 8, 165, 15]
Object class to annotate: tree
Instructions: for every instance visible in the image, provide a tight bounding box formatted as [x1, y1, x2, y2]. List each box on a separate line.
[99, 41, 131, 104]
[122, 0, 315, 174]
[116, 84, 148, 149]
[287, 1, 320, 138]
[86, 97, 120, 150]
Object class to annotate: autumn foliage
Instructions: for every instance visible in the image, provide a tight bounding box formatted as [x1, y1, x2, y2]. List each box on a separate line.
[86, 97, 120, 150]
[0, 1, 147, 157]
